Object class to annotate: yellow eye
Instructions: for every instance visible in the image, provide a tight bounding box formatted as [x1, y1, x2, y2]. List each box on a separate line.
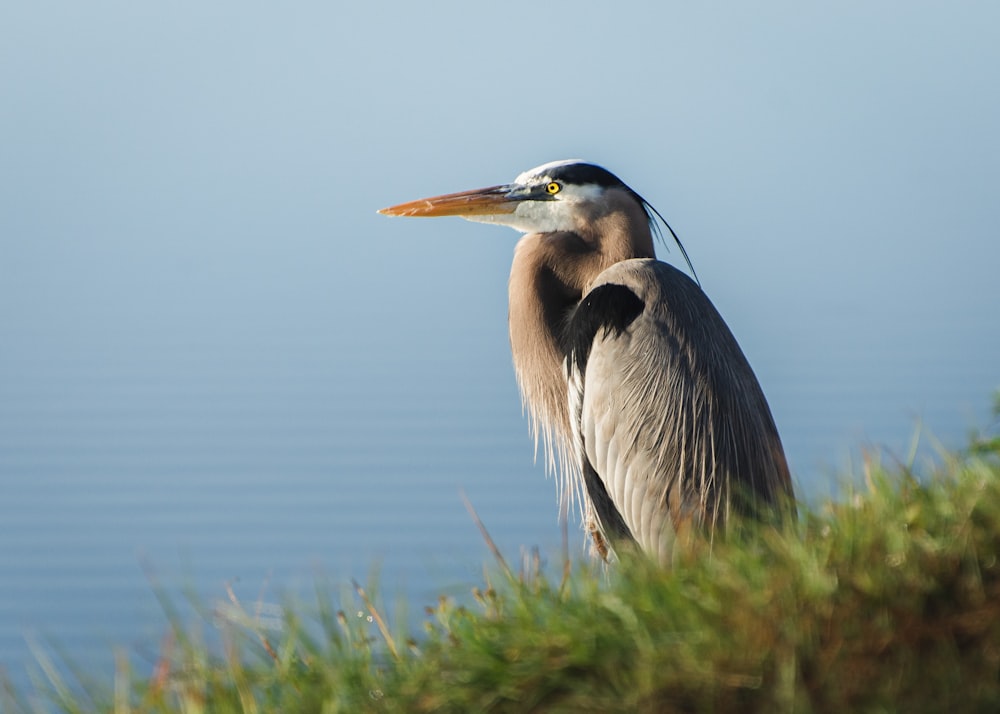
[546, 182, 561, 195]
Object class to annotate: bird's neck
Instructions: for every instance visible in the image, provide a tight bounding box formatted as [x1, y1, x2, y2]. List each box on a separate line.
[506, 204, 654, 469]
[585, 201, 657, 263]
[508, 233, 578, 469]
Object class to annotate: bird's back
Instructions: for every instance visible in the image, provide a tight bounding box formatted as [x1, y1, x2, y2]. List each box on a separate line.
[565, 258, 792, 562]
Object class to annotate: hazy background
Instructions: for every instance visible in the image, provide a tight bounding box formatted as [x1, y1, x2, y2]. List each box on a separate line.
[2, 1, 998, 687]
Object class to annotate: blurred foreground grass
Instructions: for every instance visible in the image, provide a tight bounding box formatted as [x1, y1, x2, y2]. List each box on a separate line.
[5, 402, 1000, 713]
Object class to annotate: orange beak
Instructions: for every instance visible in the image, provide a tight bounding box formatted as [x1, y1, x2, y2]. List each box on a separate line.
[378, 185, 519, 218]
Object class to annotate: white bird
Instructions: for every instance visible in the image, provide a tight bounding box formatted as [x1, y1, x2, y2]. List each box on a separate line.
[380, 159, 793, 563]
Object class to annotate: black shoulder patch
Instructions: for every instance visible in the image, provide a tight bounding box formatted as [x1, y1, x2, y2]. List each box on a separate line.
[546, 162, 626, 189]
[563, 283, 644, 375]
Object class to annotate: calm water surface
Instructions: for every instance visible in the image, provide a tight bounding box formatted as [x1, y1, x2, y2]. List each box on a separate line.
[1, 246, 996, 688]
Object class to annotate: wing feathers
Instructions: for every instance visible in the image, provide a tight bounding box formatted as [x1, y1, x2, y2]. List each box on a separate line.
[564, 282, 646, 551]
[564, 259, 791, 562]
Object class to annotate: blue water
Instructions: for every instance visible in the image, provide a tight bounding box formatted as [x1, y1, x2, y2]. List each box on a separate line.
[1, 229, 995, 690]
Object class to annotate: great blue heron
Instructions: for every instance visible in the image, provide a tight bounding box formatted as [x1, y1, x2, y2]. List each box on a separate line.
[379, 159, 792, 563]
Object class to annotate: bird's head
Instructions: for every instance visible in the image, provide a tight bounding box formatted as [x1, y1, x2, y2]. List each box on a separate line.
[379, 159, 635, 234]
[379, 159, 698, 283]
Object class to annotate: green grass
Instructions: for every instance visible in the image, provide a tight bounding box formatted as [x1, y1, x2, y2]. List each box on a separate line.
[7, 402, 1000, 713]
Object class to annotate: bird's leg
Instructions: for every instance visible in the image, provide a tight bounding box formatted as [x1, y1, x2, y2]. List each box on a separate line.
[585, 506, 612, 562]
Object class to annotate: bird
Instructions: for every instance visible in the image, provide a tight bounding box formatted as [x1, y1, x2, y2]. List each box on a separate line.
[378, 159, 793, 564]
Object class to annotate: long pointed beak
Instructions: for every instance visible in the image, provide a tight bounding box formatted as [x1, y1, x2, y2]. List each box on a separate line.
[378, 185, 519, 218]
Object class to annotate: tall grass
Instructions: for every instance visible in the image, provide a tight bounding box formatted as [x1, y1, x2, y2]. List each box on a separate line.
[7, 402, 1000, 713]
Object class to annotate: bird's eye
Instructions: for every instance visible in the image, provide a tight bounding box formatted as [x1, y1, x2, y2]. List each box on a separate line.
[546, 182, 561, 195]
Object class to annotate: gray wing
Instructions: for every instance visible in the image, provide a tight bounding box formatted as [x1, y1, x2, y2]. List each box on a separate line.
[565, 258, 791, 563]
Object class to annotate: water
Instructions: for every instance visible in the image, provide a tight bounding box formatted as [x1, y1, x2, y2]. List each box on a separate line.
[2, 0, 999, 694]
[1, 216, 995, 692]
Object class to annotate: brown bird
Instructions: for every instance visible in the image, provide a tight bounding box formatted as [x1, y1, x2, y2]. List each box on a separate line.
[380, 160, 792, 563]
